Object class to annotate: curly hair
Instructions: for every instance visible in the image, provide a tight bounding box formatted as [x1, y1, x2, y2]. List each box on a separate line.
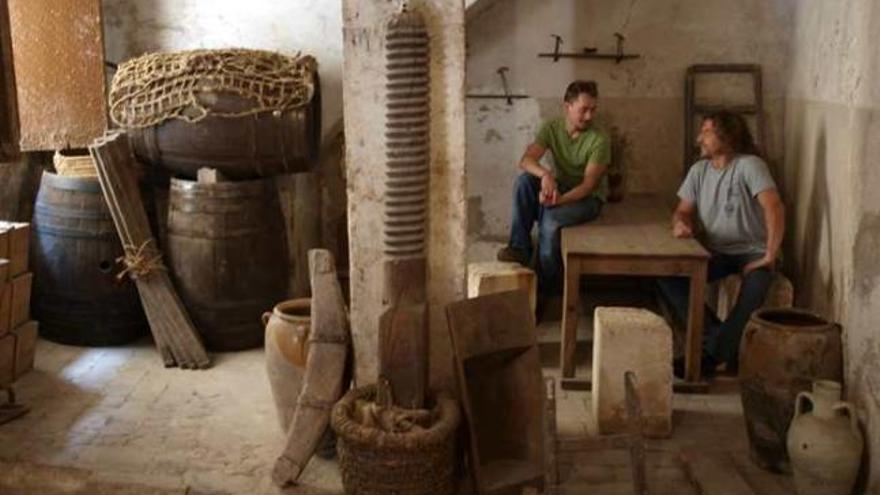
[703, 110, 760, 156]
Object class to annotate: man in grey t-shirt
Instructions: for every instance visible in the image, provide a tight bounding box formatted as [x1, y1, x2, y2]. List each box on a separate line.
[660, 111, 785, 379]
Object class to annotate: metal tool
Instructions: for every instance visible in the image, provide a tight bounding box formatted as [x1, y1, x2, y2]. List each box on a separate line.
[538, 33, 640, 63]
[497, 66, 513, 105]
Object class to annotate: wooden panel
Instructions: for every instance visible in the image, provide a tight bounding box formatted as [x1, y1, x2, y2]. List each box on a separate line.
[7, 0, 106, 151]
[12, 320, 37, 378]
[9, 272, 30, 328]
[0, 220, 31, 277]
[0, 332, 13, 386]
[562, 194, 709, 259]
[0, 275, 9, 337]
[0, 0, 19, 159]
[446, 290, 545, 494]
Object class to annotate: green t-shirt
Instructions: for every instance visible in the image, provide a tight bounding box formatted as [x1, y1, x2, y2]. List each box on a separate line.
[535, 118, 612, 201]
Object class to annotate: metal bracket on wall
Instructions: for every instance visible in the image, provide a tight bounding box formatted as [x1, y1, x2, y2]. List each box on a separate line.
[465, 66, 529, 104]
[538, 33, 640, 64]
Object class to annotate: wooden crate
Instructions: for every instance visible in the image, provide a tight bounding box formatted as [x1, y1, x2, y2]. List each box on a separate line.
[0, 332, 13, 386]
[0, 222, 30, 277]
[10, 272, 31, 329]
[446, 290, 545, 495]
[12, 320, 37, 378]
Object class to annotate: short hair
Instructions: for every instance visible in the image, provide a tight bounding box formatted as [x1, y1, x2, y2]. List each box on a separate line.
[702, 110, 760, 156]
[564, 80, 598, 102]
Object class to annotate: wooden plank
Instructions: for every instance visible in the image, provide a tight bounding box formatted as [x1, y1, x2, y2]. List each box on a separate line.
[562, 194, 709, 259]
[273, 249, 349, 487]
[89, 131, 210, 369]
[0, 222, 29, 276]
[11, 320, 37, 378]
[0, 275, 9, 337]
[9, 272, 31, 328]
[544, 377, 558, 491]
[560, 256, 580, 378]
[560, 377, 710, 394]
[446, 290, 545, 495]
[6, 0, 107, 150]
[0, 0, 16, 160]
[0, 333, 13, 386]
[379, 257, 428, 409]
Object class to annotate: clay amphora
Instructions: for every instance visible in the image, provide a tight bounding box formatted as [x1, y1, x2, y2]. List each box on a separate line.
[787, 380, 863, 495]
[264, 298, 311, 431]
[739, 308, 842, 473]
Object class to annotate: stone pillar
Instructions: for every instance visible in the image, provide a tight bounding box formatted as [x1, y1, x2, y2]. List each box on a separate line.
[343, 0, 466, 389]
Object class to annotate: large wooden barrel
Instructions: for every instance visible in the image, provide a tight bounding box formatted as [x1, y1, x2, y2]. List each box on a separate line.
[166, 177, 289, 351]
[739, 308, 843, 473]
[129, 86, 321, 180]
[30, 171, 148, 345]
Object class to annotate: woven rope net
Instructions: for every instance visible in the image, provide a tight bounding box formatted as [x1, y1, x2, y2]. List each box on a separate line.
[109, 48, 317, 129]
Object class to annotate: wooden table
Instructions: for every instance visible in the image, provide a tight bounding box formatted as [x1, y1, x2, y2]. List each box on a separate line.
[559, 194, 710, 391]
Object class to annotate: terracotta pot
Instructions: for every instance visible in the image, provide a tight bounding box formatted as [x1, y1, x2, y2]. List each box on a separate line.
[739, 308, 842, 473]
[787, 380, 863, 495]
[264, 298, 311, 432]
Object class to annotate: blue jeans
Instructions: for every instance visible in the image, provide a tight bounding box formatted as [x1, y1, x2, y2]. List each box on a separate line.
[508, 173, 603, 294]
[657, 253, 773, 368]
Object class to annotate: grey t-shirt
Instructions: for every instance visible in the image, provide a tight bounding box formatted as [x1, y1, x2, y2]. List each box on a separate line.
[678, 154, 777, 256]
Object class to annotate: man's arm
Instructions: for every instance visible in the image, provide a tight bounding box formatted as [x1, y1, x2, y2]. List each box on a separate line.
[519, 142, 557, 204]
[672, 199, 697, 238]
[554, 162, 607, 206]
[743, 188, 785, 274]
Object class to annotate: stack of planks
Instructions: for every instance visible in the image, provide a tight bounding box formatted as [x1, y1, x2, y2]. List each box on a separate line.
[0, 221, 38, 387]
[89, 131, 210, 369]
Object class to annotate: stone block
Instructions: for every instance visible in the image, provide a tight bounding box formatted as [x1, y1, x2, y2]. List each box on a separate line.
[467, 261, 537, 314]
[715, 272, 794, 321]
[591, 307, 672, 438]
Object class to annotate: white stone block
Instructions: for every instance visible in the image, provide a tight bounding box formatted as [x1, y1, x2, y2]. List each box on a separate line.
[592, 307, 672, 438]
[467, 261, 537, 314]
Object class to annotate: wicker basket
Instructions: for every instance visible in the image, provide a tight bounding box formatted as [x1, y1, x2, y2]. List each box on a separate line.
[330, 385, 461, 495]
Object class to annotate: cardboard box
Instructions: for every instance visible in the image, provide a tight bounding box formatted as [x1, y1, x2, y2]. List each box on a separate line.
[0, 222, 29, 277]
[0, 332, 13, 386]
[10, 272, 32, 328]
[12, 320, 37, 378]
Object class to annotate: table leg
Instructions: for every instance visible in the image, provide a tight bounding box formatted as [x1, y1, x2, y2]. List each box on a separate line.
[684, 261, 708, 383]
[560, 257, 580, 378]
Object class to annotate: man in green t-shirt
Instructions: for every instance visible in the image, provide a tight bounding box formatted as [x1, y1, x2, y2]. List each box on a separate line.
[498, 80, 611, 298]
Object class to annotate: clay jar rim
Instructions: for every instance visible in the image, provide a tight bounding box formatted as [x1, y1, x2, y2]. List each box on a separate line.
[272, 298, 311, 323]
[750, 307, 835, 333]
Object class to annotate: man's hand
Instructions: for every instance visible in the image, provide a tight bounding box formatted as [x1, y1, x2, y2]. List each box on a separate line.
[743, 255, 775, 275]
[672, 219, 693, 238]
[539, 173, 558, 206]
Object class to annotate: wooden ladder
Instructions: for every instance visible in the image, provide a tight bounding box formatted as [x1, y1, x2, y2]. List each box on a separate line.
[684, 64, 765, 173]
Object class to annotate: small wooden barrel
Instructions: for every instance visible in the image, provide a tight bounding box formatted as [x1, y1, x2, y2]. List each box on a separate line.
[31, 171, 148, 345]
[166, 177, 289, 351]
[129, 86, 321, 180]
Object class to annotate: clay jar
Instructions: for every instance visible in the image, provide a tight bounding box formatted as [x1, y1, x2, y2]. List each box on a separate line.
[787, 380, 863, 495]
[264, 298, 311, 431]
[739, 308, 842, 473]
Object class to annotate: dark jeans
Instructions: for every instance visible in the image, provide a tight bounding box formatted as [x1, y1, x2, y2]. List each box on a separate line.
[508, 173, 603, 294]
[657, 252, 773, 368]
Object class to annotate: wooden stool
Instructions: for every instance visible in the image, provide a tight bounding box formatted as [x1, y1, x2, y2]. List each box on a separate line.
[713, 272, 794, 321]
[592, 307, 673, 438]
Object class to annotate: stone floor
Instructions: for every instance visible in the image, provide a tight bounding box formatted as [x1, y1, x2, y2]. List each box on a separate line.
[0, 301, 796, 494]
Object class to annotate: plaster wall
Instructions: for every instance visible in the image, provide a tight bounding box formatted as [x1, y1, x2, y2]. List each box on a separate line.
[465, 0, 797, 246]
[784, 0, 880, 488]
[343, 1, 466, 388]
